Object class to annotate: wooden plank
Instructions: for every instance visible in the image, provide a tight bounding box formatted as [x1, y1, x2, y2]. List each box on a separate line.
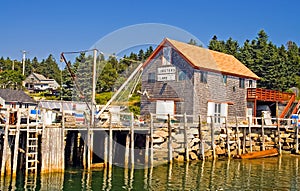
[41, 128, 64, 173]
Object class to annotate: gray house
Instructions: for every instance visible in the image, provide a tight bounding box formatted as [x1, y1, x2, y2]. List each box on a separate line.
[23, 73, 60, 92]
[0, 89, 36, 108]
[140, 38, 259, 123]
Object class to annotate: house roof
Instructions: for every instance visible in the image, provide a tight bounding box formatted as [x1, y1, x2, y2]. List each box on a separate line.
[0, 89, 36, 103]
[32, 73, 47, 81]
[144, 38, 259, 80]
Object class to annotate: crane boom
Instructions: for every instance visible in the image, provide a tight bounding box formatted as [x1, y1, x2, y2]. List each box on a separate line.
[96, 62, 143, 119]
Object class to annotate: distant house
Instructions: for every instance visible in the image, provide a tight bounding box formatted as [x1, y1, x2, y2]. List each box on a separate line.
[0, 89, 36, 108]
[23, 73, 60, 92]
[141, 38, 259, 122]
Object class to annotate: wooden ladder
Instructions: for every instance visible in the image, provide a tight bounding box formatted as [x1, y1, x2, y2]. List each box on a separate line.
[24, 122, 38, 189]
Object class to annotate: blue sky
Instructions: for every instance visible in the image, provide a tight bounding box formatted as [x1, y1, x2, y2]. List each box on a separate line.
[1, 0, 299, 63]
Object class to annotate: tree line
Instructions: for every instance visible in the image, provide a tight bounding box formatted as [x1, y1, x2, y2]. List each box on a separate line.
[207, 30, 300, 91]
[0, 29, 299, 100]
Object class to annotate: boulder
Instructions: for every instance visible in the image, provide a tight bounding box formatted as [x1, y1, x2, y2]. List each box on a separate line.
[189, 152, 198, 160]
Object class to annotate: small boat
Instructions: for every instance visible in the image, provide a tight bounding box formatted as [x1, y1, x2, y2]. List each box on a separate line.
[236, 148, 278, 159]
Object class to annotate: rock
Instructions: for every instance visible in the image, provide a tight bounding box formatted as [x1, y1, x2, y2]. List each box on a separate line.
[175, 155, 185, 162]
[192, 144, 199, 151]
[153, 130, 169, 138]
[173, 134, 185, 142]
[189, 128, 199, 135]
[215, 146, 225, 155]
[249, 133, 259, 138]
[189, 152, 198, 160]
[153, 137, 165, 144]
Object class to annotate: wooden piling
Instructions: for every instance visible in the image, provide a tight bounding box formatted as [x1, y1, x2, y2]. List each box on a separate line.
[184, 113, 189, 162]
[296, 125, 299, 154]
[1, 109, 10, 176]
[277, 117, 282, 155]
[124, 133, 130, 169]
[261, 117, 265, 151]
[103, 132, 108, 168]
[210, 116, 216, 159]
[12, 109, 21, 176]
[243, 127, 246, 154]
[109, 114, 113, 170]
[145, 135, 149, 168]
[225, 117, 230, 158]
[248, 117, 252, 152]
[235, 114, 241, 155]
[198, 115, 205, 160]
[130, 113, 134, 169]
[167, 114, 173, 163]
[150, 113, 154, 167]
[82, 133, 87, 169]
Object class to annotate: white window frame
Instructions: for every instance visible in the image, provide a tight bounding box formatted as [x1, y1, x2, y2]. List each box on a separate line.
[207, 102, 228, 124]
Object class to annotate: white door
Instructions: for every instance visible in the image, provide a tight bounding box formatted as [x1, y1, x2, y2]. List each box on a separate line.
[156, 100, 174, 119]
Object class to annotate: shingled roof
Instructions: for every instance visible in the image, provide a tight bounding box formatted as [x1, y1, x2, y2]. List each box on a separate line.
[0, 89, 35, 103]
[144, 38, 259, 80]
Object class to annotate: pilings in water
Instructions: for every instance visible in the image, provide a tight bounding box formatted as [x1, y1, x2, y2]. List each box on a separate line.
[2, 108, 300, 188]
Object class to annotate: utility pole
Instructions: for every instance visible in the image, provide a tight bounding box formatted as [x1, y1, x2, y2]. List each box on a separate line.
[22, 50, 26, 75]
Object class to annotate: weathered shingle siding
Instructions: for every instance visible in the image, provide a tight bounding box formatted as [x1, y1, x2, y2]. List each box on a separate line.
[141, 45, 251, 119]
[193, 71, 247, 118]
[141, 47, 195, 116]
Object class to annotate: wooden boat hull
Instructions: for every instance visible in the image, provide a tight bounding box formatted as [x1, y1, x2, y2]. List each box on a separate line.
[237, 148, 278, 159]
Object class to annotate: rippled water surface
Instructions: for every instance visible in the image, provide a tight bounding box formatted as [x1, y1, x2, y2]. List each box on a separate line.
[1, 155, 300, 190]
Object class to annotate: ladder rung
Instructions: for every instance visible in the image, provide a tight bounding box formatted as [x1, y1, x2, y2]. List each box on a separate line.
[28, 145, 38, 147]
[27, 159, 37, 163]
[28, 138, 38, 140]
[27, 152, 38, 155]
[27, 167, 37, 170]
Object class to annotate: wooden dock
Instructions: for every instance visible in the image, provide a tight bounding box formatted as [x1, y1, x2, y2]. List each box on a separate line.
[1, 107, 300, 188]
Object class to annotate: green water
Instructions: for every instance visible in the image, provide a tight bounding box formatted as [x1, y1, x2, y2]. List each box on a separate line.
[1, 155, 300, 190]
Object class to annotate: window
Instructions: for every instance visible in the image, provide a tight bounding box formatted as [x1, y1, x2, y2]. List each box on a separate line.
[200, 71, 208, 83]
[207, 102, 228, 124]
[156, 100, 174, 120]
[148, 73, 155, 83]
[178, 70, 187, 81]
[222, 75, 227, 84]
[239, 78, 245, 88]
[214, 103, 221, 123]
[162, 47, 171, 65]
[249, 80, 253, 88]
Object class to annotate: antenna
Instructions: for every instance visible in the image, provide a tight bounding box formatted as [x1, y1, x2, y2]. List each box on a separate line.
[21, 50, 26, 75]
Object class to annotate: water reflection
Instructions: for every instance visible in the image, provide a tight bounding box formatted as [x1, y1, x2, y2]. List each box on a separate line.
[1, 155, 300, 190]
